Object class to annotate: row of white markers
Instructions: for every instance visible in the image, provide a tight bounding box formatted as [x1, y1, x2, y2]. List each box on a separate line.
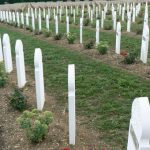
[0, 33, 75, 145]
[1, 33, 150, 148]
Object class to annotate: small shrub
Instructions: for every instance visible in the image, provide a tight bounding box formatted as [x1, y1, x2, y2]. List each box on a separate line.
[34, 29, 40, 35]
[69, 19, 73, 24]
[137, 18, 143, 24]
[96, 41, 109, 55]
[54, 33, 63, 40]
[91, 21, 96, 28]
[136, 27, 143, 35]
[106, 10, 111, 15]
[43, 29, 52, 38]
[28, 26, 33, 32]
[9, 88, 27, 111]
[104, 21, 113, 30]
[83, 18, 90, 26]
[107, 15, 112, 20]
[0, 63, 7, 88]
[84, 39, 95, 49]
[124, 51, 137, 64]
[66, 32, 76, 44]
[17, 109, 53, 142]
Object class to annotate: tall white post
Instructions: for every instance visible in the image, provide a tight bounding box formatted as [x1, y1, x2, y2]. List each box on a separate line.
[46, 15, 49, 31]
[55, 15, 58, 34]
[115, 22, 121, 54]
[32, 13, 35, 31]
[68, 64, 76, 145]
[80, 18, 83, 44]
[26, 13, 29, 27]
[2, 34, 13, 73]
[15, 40, 26, 88]
[101, 11, 104, 29]
[127, 12, 131, 32]
[38, 10, 42, 32]
[66, 16, 69, 34]
[0, 37, 3, 62]
[34, 48, 45, 111]
[140, 24, 149, 64]
[96, 20, 100, 45]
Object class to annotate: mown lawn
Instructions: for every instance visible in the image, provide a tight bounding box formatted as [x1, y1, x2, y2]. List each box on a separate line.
[1, 25, 150, 149]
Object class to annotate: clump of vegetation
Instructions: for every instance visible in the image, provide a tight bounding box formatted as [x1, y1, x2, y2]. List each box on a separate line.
[69, 19, 73, 24]
[106, 10, 112, 15]
[54, 33, 63, 40]
[84, 39, 95, 49]
[90, 21, 96, 28]
[43, 29, 52, 38]
[124, 51, 137, 64]
[9, 88, 27, 111]
[34, 29, 42, 35]
[137, 18, 143, 24]
[83, 18, 90, 26]
[136, 27, 143, 35]
[66, 32, 76, 44]
[104, 21, 113, 30]
[0, 63, 7, 88]
[17, 109, 53, 142]
[28, 26, 33, 32]
[96, 41, 109, 55]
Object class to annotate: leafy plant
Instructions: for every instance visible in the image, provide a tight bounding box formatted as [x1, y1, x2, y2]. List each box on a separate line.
[17, 109, 53, 142]
[90, 21, 96, 28]
[9, 88, 27, 111]
[54, 33, 63, 40]
[96, 41, 109, 55]
[43, 29, 52, 38]
[124, 51, 137, 64]
[66, 32, 76, 44]
[84, 39, 95, 49]
[0, 63, 7, 88]
[83, 18, 90, 26]
[104, 20, 113, 30]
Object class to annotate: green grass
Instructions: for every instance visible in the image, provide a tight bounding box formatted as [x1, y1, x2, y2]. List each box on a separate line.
[1, 19, 150, 149]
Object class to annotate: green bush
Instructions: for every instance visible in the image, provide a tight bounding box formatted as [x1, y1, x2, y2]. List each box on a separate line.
[124, 51, 137, 64]
[43, 29, 52, 38]
[96, 41, 109, 55]
[9, 88, 27, 111]
[54, 33, 63, 40]
[106, 10, 112, 15]
[0, 63, 7, 88]
[66, 32, 76, 44]
[90, 21, 96, 28]
[136, 27, 143, 35]
[83, 18, 90, 26]
[104, 20, 113, 30]
[34, 29, 42, 35]
[17, 109, 53, 142]
[84, 39, 95, 49]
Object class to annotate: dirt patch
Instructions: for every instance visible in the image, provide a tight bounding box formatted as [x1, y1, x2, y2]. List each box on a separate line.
[0, 65, 104, 150]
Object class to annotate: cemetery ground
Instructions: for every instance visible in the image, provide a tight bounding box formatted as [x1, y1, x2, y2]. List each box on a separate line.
[1, 22, 150, 149]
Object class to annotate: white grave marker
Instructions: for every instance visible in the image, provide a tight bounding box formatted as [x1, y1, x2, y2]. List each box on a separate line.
[96, 20, 100, 45]
[115, 22, 121, 54]
[140, 24, 149, 64]
[15, 40, 26, 88]
[2, 34, 13, 73]
[80, 18, 83, 44]
[127, 97, 150, 149]
[68, 64, 76, 145]
[34, 48, 45, 111]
